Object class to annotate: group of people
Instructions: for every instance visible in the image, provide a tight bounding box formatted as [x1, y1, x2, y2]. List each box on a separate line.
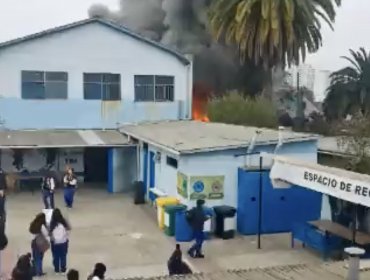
[29, 208, 70, 276]
[11, 207, 107, 280]
[11, 253, 106, 280]
[42, 167, 78, 210]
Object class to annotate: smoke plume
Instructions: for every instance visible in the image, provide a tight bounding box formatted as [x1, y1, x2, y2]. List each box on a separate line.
[88, 0, 261, 94]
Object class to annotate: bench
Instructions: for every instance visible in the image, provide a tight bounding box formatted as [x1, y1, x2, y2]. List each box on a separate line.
[292, 220, 370, 260]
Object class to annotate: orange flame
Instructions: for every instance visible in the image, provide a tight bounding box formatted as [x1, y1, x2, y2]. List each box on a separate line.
[192, 82, 212, 122]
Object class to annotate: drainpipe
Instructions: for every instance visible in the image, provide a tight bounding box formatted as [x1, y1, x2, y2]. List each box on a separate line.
[245, 130, 262, 167]
[184, 54, 194, 120]
[345, 247, 365, 280]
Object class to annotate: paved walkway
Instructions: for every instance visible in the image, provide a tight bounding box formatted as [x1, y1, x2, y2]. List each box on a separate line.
[4, 188, 324, 279]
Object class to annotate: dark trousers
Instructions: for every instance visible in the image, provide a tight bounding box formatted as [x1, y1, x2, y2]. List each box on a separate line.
[51, 241, 68, 273]
[42, 190, 54, 209]
[32, 245, 44, 276]
[189, 230, 205, 256]
[64, 188, 75, 208]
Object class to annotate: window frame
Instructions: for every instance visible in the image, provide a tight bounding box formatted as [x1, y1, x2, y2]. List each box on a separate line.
[21, 70, 68, 100]
[83, 73, 121, 101]
[134, 75, 174, 102]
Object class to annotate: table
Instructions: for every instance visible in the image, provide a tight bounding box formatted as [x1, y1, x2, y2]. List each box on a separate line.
[16, 173, 44, 194]
[309, 220, 370, 246]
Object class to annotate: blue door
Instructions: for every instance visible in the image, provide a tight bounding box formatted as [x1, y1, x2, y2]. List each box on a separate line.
[149, 151, 156, 201]
[143, 144, 148, 195]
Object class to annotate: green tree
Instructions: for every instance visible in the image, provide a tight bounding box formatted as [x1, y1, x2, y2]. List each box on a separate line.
[207, 91, 278, 128]
[324, 48, 370, 119]
[208, 0, 341, 97]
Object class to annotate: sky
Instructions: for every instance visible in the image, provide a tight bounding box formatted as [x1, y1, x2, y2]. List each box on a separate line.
[0, 0, 368, 73]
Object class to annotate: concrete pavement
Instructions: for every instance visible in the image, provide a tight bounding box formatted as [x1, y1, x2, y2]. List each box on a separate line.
[4, 187, 323, 279]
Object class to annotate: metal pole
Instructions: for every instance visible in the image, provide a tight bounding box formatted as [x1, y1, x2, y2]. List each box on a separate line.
[257, 156, 263, 249]
[352, 204, 358, 245]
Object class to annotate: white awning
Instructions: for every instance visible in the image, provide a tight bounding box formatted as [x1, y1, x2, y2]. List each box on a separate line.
[270, 155, 370, 207]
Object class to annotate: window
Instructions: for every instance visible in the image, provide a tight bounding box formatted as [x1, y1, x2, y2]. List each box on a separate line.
[134, 75, 174, 102]
[83, 73, 121, 100]
[21, 71, 68, 99]
[166, 156, 178, 169]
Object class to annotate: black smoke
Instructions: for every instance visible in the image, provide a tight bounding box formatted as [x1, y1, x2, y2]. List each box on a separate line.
[88, 0, 264, 95]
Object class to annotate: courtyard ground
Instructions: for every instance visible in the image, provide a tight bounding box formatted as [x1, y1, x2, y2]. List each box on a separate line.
[3, 187, 323, 279]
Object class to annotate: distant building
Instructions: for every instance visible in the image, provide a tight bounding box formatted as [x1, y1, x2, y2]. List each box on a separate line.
[287, 64, 331, 101]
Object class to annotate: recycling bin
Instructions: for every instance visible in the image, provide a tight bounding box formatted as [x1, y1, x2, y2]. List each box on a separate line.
[175, 210, 194, 242]
[156, 197, 179, 229]
[164, 204, 187, 236]
[214, 206, 237, 239]
[133, 181, 145, 205]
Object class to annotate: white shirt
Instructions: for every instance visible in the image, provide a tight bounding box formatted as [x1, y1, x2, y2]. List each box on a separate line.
[51, 223, 69, 244]
[63, 175, 77, 186]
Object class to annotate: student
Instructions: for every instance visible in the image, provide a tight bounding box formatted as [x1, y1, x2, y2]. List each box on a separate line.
[50, 208, 70, 274]
[67, 269, 79, 280]
[29, 213, 49, 277]
[63, 168, 77, 209]
[186, 199, 210, 258]
[41, 174, 55, 209]
[87, 263, 106, 280]
[11, 253, 33, 280]
[168, 244, 192, 276]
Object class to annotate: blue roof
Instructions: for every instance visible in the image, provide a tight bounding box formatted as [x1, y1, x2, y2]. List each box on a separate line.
[0, 18, 191, 65]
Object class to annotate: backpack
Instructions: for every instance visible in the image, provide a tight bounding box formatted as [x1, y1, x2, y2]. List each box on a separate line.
[185, 209, 194, 224]
[52, 224, 67, 243]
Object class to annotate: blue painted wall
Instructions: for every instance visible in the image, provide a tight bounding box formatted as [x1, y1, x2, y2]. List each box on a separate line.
[0, 98, 184, 129]
[237, 168, 322, 235]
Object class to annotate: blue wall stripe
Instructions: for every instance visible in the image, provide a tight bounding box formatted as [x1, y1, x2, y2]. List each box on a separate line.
[107, 148, 114, 193]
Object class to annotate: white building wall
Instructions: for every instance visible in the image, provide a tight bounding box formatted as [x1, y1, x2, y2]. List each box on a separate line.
[0, 22, 190, 103]
[142, 140, 318, 209]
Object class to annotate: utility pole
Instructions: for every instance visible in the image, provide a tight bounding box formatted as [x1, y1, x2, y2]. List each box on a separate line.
[296, 72, 304, 129]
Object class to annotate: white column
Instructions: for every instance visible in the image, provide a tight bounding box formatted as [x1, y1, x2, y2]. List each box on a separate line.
[345, 247, 365, 280]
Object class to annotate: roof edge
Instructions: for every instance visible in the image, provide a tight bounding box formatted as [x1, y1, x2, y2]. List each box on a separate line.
[121, 127, 318, 155]
[0, 18, 190, 65]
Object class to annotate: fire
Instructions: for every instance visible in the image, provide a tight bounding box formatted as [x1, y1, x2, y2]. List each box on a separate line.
[192, 82, 212, 122]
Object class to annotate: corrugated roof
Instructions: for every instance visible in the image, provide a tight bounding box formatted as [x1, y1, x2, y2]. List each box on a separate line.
[120, 121, 317, 155]
[113, 263, 370, 280]
[0, 18, 190, 65]
[0, 129, 129, 148]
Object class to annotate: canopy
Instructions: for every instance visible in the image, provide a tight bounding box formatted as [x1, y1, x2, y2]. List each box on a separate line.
[270, 155, 370, 208]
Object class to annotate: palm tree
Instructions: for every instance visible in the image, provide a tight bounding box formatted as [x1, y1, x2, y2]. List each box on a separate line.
[325, 48, 370, 118]
[208, 0, 341, 97]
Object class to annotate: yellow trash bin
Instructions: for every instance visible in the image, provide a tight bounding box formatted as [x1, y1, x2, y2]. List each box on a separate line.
[156, 197, 179, 229]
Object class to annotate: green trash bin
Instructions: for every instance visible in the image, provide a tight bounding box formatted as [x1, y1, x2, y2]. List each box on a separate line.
[164, 204, 187, 236]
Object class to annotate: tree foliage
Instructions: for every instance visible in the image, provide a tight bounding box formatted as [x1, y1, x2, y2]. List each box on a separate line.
[208, 0, 341, 69]
[207, 91, 278, 128]
[324, 48, 370, 120]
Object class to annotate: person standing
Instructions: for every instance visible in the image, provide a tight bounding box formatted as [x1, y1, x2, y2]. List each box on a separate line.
[63, 168, 77, 209]
[29, 213, 49, 277]
[50, 208, 70, 275]
[41, 174, 55, 209]
[186, 199, 209, 258]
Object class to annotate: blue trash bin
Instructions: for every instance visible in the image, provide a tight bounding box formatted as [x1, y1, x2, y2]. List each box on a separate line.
[175, 210, 193, 242]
